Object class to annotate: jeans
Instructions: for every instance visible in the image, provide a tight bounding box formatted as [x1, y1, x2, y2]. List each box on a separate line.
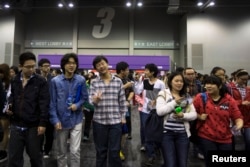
[243, 127, 250, 151]
[140, 112, 158, 158]
[139, 111, 146, 146]
[56, 122, 82, 167]
[161, 131, 189, 167]
[93, 121, 122, 167]
[8, 126, 43, 167]
[199, 137, 232, 167]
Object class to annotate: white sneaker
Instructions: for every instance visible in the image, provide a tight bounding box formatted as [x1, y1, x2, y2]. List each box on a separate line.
[140, 146, 146, 151]
[83, 136, 89, 141]
[43, 154, 50, 159]
[197, 153, 204, 160]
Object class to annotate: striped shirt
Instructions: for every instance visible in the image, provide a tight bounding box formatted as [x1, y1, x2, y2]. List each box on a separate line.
[90, 75, 127, 125]
[164, 114, 185, 132]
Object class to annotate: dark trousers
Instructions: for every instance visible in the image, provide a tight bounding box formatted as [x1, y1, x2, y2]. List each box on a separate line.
[83, 110, 94, 137]
[8, 125, 43, 167]
[139, 111, 146, 145]
[41, 122, 54, 154]
[125, 107, 132, 135]
[243, 127, 250, 151]
[199, 137, 232, 167]
[93, 121, 122, 167]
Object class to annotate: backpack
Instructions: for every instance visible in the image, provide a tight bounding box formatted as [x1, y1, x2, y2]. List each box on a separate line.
[189, 92, 207, 143]
[144, 90, 166, 143]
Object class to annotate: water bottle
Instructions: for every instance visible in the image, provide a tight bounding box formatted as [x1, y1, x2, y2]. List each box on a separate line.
[175, 106, 182, 114]
[66, 95, 73, 107]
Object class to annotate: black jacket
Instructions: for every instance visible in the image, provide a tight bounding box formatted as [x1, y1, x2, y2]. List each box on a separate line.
[9, 72, 50, 127]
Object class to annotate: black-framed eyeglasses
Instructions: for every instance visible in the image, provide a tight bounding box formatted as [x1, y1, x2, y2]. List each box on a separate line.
[23, 65, 36, 69]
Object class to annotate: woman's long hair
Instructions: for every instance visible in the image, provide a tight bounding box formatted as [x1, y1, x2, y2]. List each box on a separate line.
[167, 72, 188, 97]
[0, 63, 10, 90]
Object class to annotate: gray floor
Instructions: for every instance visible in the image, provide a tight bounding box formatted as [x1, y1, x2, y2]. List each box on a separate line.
[0, 106, 245, 167]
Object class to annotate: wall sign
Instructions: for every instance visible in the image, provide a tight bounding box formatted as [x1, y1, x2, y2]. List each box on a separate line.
[134, 40, 179, 49]
[26, 40, 72, 48]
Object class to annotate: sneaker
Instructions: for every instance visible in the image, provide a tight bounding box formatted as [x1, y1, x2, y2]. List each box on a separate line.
[197, 153, 204, 160]
[43, 153, 50, 159]
[83, 136, 89, 141]
[140, 146, 146, 151]
[119, 151, 125, 161]
[0, 150, 7, 163]
[144, 157, 154, 166]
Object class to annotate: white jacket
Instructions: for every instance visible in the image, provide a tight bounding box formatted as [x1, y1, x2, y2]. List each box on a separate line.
[156, 88, 197, 137]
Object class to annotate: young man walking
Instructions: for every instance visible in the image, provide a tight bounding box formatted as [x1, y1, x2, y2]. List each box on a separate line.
[6, 52, 50, 167]
[134, 63, 165, 166]
[49, 53, 88, 167]
[90, 56, 127, 167]
[38, 58, 54, 158]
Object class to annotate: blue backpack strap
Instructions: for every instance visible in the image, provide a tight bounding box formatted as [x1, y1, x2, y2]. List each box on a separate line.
[201, 92, 207, 110]
[74, 83, 82, 103]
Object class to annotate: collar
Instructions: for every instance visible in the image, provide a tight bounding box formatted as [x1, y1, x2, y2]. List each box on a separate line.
[20, 72, 35, 81]
[97, 73, 116, 81]
[62, 74, 76, 81]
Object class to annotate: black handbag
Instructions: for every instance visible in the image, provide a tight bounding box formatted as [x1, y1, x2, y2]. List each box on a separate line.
[145, 109, 164, 143]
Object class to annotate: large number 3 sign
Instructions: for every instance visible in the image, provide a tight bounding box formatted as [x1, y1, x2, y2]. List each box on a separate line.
[92, 7, 115, 39]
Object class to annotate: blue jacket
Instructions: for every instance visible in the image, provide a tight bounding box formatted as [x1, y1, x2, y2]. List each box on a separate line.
[49, 74, 88, 129]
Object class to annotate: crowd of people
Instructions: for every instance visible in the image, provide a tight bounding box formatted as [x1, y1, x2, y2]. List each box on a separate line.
[0, 51, 250, 167]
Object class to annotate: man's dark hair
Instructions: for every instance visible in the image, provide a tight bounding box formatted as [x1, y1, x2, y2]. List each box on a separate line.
[92, 56, 108, 69]
[145, 63, 159, 78]
[116, 61, 129, 74]
[184, 67, 195, 74]
[175, 67, 184, 74]
[19, 52, 36, 66]
[60, 53, 79, 74]
[38, 58, 51, 67]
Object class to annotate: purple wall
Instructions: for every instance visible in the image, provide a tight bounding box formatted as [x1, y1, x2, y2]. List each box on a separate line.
[38, 55, 170, 70]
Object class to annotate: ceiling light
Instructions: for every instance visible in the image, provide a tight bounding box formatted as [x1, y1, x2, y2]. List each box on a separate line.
[126, 2, 132, 7]
[58, 3, 63, 8]
[4, 4, 10, 8]
[208, 1, 215, 7]
[197, 2, 203, 7]
[68, 2, 74, 8]
[137, 2, 143, 7]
